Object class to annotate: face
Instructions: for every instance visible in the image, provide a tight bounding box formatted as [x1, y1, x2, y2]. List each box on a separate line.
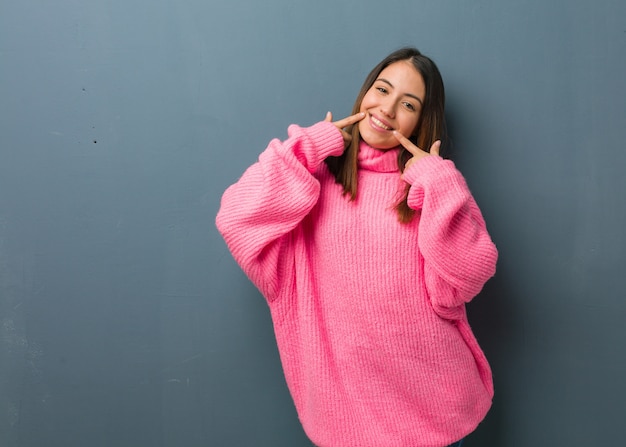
[358, 60, 426, 150]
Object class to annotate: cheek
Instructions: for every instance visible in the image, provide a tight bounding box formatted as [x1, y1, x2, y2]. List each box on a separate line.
[357, 117, 370, 136]
[359, 91, 376, 111]
[401, 115, 420, 136]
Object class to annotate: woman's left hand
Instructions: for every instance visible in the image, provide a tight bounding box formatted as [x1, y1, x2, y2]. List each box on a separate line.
[393, 131, 441, 175]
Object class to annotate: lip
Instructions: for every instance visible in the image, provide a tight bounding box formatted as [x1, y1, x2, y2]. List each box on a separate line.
[368, 113, 394, 132]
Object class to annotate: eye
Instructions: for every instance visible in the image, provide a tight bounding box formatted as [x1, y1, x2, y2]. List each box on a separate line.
[376, 86, 388, 94]
[403, 101, 416, 111]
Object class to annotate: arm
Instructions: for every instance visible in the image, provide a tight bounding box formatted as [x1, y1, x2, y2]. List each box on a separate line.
[403, 155, 498, 320]
[216, 121, 343, 301]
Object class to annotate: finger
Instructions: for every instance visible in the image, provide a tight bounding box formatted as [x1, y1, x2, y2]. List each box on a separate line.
[333, 112, 365, 129]
[392, 131, 420, 156]
[324, 111, 332, 122]
[430, 140, 441, 156]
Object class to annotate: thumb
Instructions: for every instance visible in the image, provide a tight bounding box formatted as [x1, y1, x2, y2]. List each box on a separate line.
[430, 140, 442, 156]
[324, 111, 332, 122]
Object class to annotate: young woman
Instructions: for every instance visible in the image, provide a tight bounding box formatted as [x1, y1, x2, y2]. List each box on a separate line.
[216, 47, 497, 447]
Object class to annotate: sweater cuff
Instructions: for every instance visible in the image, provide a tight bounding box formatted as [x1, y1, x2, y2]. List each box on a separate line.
[285, 121, 345, 172]
[402, 154, 444, 184]
[403, 156, 444, 209]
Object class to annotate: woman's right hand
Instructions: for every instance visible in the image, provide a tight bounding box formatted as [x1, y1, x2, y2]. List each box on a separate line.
[324, 111, 365, 149]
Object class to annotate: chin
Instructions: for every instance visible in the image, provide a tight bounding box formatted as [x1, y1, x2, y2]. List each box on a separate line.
[359, 124, 401, 150]
[359, 131, 392, 151]
[361, 135, 397, 150]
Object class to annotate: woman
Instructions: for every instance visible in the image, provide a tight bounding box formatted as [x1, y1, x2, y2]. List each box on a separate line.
[216, 47, 497, 447]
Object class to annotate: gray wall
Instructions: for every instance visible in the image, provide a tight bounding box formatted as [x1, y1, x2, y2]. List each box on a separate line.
[1, 1, 625, 446]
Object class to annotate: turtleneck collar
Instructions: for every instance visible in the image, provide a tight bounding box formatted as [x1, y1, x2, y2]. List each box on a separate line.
[357, 140, 401, 173]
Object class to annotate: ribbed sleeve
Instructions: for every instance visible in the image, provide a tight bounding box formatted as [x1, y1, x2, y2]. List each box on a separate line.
[215, 121, 344, 300]
[403, 155, 498, 320]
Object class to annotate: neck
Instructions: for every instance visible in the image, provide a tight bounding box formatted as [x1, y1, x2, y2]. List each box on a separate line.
[358, 140, 401, 173]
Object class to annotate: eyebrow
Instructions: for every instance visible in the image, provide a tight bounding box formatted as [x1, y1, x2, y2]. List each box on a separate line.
[377, 78, 424, 106]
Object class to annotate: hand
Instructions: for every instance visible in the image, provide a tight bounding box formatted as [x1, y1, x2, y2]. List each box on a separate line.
[325, 111, 365, 148]
[393, 131, 441, 173]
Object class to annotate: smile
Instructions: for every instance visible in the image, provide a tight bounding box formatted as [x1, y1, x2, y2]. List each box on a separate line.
[370, 115, 393, 131]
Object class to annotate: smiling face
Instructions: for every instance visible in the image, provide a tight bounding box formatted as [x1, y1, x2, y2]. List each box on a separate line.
[358, 60, 426, 150]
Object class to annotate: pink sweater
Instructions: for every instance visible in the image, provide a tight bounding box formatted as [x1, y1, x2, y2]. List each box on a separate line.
[216, 121, 498, 447]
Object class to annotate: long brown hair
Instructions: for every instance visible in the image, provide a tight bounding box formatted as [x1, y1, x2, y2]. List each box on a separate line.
[325, 47, 448, 223]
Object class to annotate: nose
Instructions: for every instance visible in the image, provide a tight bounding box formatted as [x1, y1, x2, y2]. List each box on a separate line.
[380, 97, 396, 118]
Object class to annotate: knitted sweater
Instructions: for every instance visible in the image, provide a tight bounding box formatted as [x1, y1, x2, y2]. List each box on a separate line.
[216, 121, 498, 447]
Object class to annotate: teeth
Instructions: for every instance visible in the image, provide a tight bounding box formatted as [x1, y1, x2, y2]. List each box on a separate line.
[371, 116, 391, 130]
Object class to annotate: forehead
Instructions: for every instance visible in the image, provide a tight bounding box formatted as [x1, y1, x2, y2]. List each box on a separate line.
[377, 61, 425, 98]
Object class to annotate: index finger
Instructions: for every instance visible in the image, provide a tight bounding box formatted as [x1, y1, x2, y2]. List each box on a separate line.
[392, 131, 420, 156]
[333, 112, 365, 129]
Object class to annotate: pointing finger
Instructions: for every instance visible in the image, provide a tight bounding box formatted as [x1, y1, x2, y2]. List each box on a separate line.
[333, 112, 365, 129]
[392, 131, 420, 156]
[324, 111, 332, 122]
